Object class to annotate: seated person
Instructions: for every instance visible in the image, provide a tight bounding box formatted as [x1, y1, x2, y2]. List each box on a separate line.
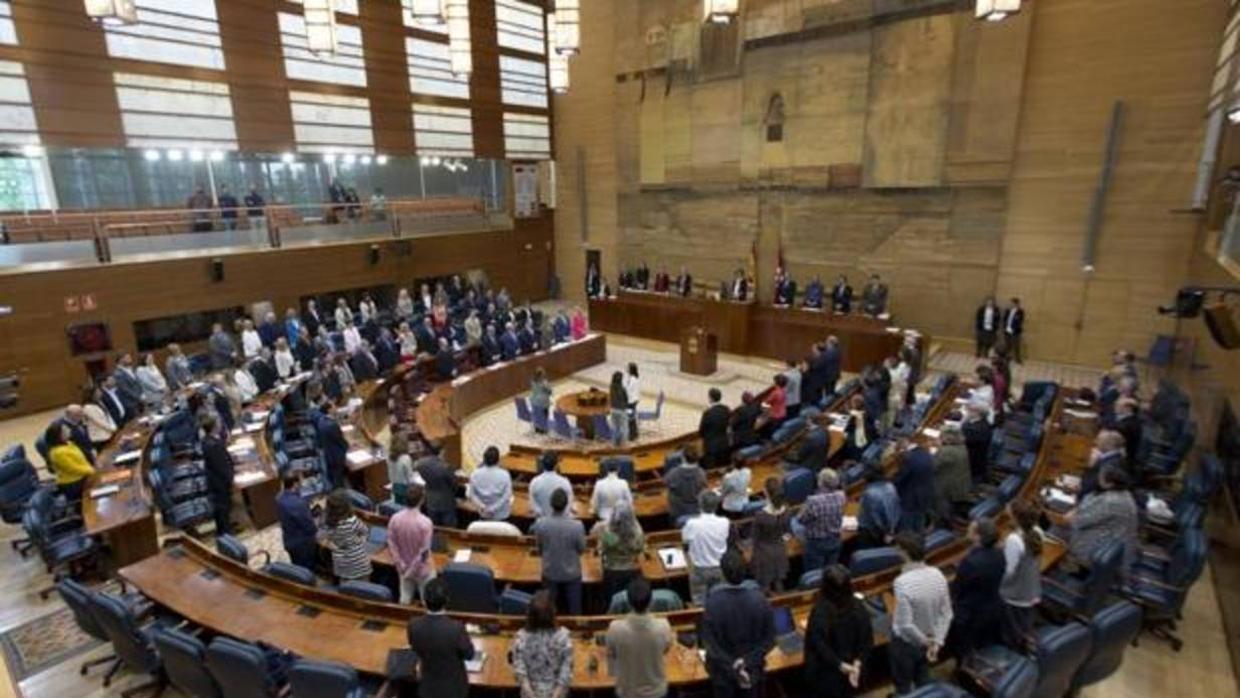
[802, 276, 824, 309]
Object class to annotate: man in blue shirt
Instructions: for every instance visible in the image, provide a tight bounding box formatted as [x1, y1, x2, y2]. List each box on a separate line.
[857, 465, 901, 551]
[217, 184, 239, 231]
[500, 322, 520, 361]
[276, 472, 318, 570]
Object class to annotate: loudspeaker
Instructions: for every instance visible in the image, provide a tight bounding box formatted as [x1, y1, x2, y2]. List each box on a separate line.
[1203, 302, 1240, 350]
[210, 258, 224, 283]
[368, 244, 380, 266]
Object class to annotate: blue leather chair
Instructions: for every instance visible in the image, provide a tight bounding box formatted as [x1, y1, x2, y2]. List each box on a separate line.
[1, 454, 40, 556]
[907, 683, 970, 698]
[377, 500, 403, 518]
[1042, 538, 1125, 617]
[87, 591, 166, 696]
[289, 658, 364, 698]
[152, 627, 222, 698]
[967, 622, 1093, 698]
[531, 407, 551, 435]
[608, 588, 684, 614]
[592, 414, 613, 443]
[499, 588, 534, 616]
[967, 495, 1003, 522]
[981, 656, 1038, 698]
[216, 534, 271, 568]
[924, 529, 958, 556]
[56, 579, 123, 683]
[23, 488, 98, 599]
[849, 546, 903, 577]
[442, 562, 500, 613]
[338, 580, 394, 602]
[735, 444, 765, 462]
[781, 468, 815, 505]
[148, 469, 214, 531]
[1121, 528, 1206, 651]
[206, 637, 286, 698]
[262, 561, 317, 586]
[797, 568, 823, 590]
[1072, 601, 1143, 690]
[514, 397, 533, 426]
[552, 410, 582, 441]
[636, 391, 665, 431]
[343, 488, 375, 513]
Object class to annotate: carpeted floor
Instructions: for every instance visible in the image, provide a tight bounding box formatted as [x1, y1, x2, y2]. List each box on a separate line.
[0, 608, 101, 682]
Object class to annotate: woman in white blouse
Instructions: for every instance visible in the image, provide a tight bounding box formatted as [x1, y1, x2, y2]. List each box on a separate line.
[334, 298, 351, 330]
[83, 386, 117, 446]
[240, 319, 263, 360]
[273, 337, 297, 379]
[886, 354, 911, 431]
[135, 353, 168, 409]
[970, 364, 997, 424]
[395, 288, 415, 321]
[358, 292, 377, 324]
[622, 363, 641, 441]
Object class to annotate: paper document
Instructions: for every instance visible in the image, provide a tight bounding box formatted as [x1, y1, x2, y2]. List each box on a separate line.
[234, 471, 266, 486]
[89, 485, 120, 499]
[346, 450, 374, 465]
[921, 428, 941, 440]
[453, 549, 472, 563]
[112, 450, 141, 465]
[842, 516, 859, 532]
[657, 547, 687, 571]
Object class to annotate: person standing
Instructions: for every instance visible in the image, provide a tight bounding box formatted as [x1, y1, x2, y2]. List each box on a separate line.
[822, 336, 843, 398]
[702, 549, 776, 698]
[531, 489, 587, 616]
[974, 297, 998, 358]
[529, 367, 553, 432]
[893, 440, 935, 533]
[200, 413, 235, 535]
[961, 405, 993, 485]
[606, 577, 674, 698]
[529, 452, 572, 520]
[861, 274, 888, 317]
[699, 388, 731, 468]
[804, 565, 874, 698]
[164, 343, 193, 391]
[749, 477, 790, 593]
[510, 591, 575, 698]
[276, 472, 319, 571]
[889, 532, 952, 695]
[217, 184, 239, 231]
[720, 454, 754, 516]
[665, 447, 708, 527]
[406, 578, 474, 698]
[244, 186, 266, 228]
[323, 488, 372, 583]
[591, 458, 633, 523]
[315, 404, 350, 490]
[1000, 500, 1043, 649]
[466, 446, 513, 521]
[794, 469, 846, 572]
[682, 491, 731, 606]
[782, 358, 803, 418]
[609, 371, 629, 446]
[387, 484, 436, 604]
[856, 466, 900, 552]
[947, 518, 1004, 661]
[1002, 297, 1025, 364]
[208, 322, 236, 370]
[831, 275, 853, 314]
[416, 441, 460, 528]
[187, 185, 213, 232]
[623, 363, 641, 441]
[932, 427, 972, 525]
[597, 504, 645, 603]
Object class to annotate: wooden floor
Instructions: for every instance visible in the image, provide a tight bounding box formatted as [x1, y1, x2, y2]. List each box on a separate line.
[0, 340, 1235, 698]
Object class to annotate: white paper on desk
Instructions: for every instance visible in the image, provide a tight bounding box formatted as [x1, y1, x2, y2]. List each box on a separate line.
[465, 647, 486, 674]
[1067, 398, 1091, 408]
[230, 427, 244, 436]
[346, 397, 363, 411]
[89, 484, 120, 499]
[188, 381, 205, 390]
[879, 313, 891, 321]
[346, 450, 373, 465]
[842, 516, 859, 532]
[1045, 488, 1076, 507]
[342, 424, 355, 433]
[1064, 409, 1097, 419]
[921, 428, 941, 440]
[657, 547, 687, 571]
[244, 422, 263, 433]
[453, 549, 472, 563]
[885, 327, 902, 334]
[249, 410, 270, 422]
[112, 450, 141, 465]
[234, 471, 265, 486]
[1058, 474, 1081, 491]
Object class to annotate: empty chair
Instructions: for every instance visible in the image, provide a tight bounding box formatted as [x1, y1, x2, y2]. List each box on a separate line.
[636, 391, 665, 432]
[1072, 601, 1143, 690]
[592, 414, 614, 442]
[441, 562, 500, 613]
[206, 637, 286, 698]
[499, 588, 534, 616]
[514, 397, 533, 426]
[1042, 538, 1125, 617]
[781, 468, 815, 505]
[1, 454, 40, 556]
[924, 529, 959, 556]
[552, 410, 582, 440]
[849, 546, 904, 577]
[607, 588, 685, 614]
[338, 580, 393, 602]
[735, 444, 765, 462]
[289, 658, 364, 698]
[797, 568, 823, 590]
[215, 534, 271, 568]
[1121, 528, 1207, 651]
[262, 561, 317, 586]
[965, 622, 1092, 698]
[23, 488, 98, 598]
[531, 406, 551, 435]
[343, 488, 375, 512]
[979, 656, 1039, 698]
[152, 627, 222, 698]
[56, 579, 123, 684]
[87, 591, 166, 696]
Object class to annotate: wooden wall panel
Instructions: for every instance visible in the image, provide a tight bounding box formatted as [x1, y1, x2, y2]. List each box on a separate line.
[944, 9, 1034, 185]
[469, 0, 505, 159]
[218, 0, 295, 152]
[862, 12, 956, 187]
[360, 0, 415, 155]
[0, 219, 553, 416]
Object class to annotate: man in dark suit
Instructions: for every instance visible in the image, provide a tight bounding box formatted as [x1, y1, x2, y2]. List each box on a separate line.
[783, 425, 828, 472]
[518, 320, 538, 354]
[586, 264, 602, 298]
[1002, 297, 1025, 364]
[821, 336, 842, 398]
[373, 329, 399, 373]
[406, 578, 474, 698]
[635, 263, 650, 290]
[303, 300, 322, 336]
[774, 271, 797, 306]
[730, 392, 762, 450]
[200, 413, 236, 535]
[481, 324, 502, 366]
[802, 276, 824, 309]
[1114, 399, 1142, 476]
[729, 269, 749, 302]
[258, 311, 281, 348]
[500, 323, 520, 361]
[416, 441, 459, 528]
[861, 273, 889, 317]
[975, 297, 998, 358]
[208, 323, 237, 370]
[961, 405, 992, 485]
[315, 403, 350, 489]
[1079, 430, 1126, 497]
[415, 317, 438, 355]
[350, 341, 380, 382]
[699, 388, 732, 468]
[893, 440, 935, 532]
[248, 350, 278, 393]
[653, 268, 671, 293]
[675, 266, 694, 297]
[903, 337, 922, 407]
[112, 353, 145, 418]
[831, 275, 853, 313]
[434, 338, 457, 381]
[96, 377, 128, 427]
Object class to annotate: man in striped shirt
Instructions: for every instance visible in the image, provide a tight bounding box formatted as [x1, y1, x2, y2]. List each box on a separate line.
[890, 531, 953, 695]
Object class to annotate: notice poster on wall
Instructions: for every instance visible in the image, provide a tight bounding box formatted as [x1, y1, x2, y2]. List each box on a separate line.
[513, 164, 539, 218]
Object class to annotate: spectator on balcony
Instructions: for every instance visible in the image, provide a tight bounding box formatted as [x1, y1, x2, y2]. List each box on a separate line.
[345, 187, 361, 220]
[244, 186, 265, 227]
[218, 184, 239, 231]
[328, 178, 347, 221]
[187, 184, 213, 232]
[371, 187, 388, 221]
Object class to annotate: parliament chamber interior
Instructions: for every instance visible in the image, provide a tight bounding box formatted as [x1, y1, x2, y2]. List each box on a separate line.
[1, 1, 1239, 697]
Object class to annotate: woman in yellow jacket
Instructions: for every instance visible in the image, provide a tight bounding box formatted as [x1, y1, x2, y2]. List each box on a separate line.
[45, 423, 95, 502]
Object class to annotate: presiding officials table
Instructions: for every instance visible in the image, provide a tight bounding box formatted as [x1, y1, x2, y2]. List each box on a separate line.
[589, 291, 926, 374]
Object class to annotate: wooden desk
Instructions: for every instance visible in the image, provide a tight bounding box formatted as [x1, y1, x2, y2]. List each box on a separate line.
[554, 389, 610, 439]
[83, 421, 160, 568]
[589, 295, 926, 374]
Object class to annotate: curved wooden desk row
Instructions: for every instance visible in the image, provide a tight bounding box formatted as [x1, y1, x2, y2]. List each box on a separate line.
[588, 292, 927, 375]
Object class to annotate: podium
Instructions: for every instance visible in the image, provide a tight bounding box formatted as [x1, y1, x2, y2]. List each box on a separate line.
[680, 326, 717, 376]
